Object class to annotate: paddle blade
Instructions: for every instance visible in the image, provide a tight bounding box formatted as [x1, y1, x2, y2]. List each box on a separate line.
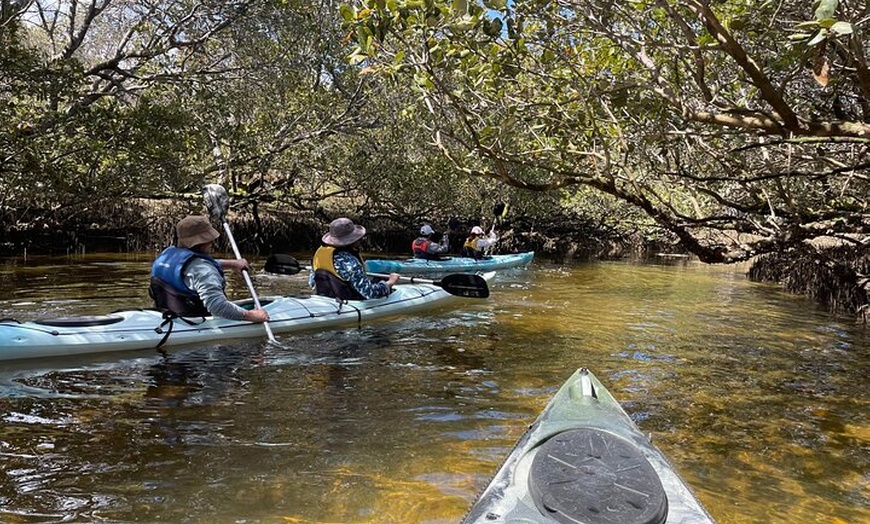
[264, 254, 304, 275]
[203, 184, 230, 223]
[438, 273, 489, 299]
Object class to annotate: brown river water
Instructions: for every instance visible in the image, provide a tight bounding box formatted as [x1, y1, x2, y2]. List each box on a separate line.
[0, 253, 867, 523]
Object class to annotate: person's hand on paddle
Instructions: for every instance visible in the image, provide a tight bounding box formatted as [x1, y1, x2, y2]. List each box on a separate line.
[243, 308, 270, 323]
[220, 258, 251, 274]
[384, 272, 400, 290]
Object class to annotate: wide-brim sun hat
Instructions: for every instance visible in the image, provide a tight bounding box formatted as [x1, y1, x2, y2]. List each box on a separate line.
[471, 226, 485, 235]
[176, 215, 220, 249]
[322, 217, 366, 247]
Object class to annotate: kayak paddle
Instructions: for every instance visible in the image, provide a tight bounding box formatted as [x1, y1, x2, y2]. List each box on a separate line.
[202, 184, 277, 343]
[485, 200, 508, 256]
[263, 254, 490, 299]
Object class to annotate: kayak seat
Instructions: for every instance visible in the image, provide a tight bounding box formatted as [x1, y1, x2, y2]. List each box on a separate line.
[34, 315, 125, 327]
[529, 428, 668, 524]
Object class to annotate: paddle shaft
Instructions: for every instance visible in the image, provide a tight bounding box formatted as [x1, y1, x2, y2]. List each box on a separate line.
[269, 261, 436, 286]
[485, 202, 507, 256]
[368, 272, 439, 286]
[220, 222, 276, 342]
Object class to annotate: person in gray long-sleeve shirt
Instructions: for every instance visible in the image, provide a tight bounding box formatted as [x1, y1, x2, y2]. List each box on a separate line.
[150, 215, 269, 322]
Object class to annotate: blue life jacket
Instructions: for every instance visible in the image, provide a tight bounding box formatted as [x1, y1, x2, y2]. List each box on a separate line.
[150, 247, 224, 316]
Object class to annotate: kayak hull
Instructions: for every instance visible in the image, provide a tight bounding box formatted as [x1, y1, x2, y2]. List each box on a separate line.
[0, 272, 494, 362]
[366, 251, 534, 274]
[462, 368, 716, 524]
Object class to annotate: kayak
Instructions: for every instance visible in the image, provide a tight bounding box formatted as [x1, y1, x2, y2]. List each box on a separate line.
[366, 251, 534, 274]
[462, 368, 716, 524]
[0, 272, 494, 362]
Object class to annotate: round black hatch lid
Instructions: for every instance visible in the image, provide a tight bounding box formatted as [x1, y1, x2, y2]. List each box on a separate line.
[529, 428, 668, 524]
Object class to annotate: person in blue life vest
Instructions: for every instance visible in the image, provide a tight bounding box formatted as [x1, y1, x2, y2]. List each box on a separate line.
[460, 225, 499, 259]
[412, 224, 450, 260]
[309, 217, 400, 300]
[150, 215, 270, 322]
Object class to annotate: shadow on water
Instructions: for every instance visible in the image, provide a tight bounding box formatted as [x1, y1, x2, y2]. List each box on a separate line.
[0, 254, 867, 523]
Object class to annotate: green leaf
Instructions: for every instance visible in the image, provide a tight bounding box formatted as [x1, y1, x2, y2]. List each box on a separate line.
[807, 28, 828, 46]
[451, 18, 476, 33]
[729, 17, 746, 31]
[794, 21, 819, 30]
[483, 17, 503, 37]
[357, 25, 374, 52]
[483, 0, 506, 9]
[814, 0, 837, 21]
[830, 21, 853, 36]
[339, 4, 356, 22]
[414, 72, 433, 88]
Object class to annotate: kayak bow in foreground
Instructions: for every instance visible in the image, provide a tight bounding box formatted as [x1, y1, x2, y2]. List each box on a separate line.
[462, 368, 716, 524]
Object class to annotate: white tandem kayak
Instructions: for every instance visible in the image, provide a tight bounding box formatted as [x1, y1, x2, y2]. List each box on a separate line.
[0, 272, 494, 362]
[462, 368, 716, 524]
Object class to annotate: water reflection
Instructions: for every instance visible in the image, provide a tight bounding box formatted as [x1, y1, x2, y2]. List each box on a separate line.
[0, 255, 867, 523]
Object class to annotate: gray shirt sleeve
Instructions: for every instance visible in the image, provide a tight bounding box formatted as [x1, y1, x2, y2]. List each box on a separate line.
[183, 258, 248, 320]
[476, 232, 498, 250]
[428, 234, 450, 254]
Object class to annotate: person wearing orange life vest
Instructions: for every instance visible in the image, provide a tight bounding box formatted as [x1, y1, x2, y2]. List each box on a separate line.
[309, 217, 400, 300]
[460, 225, 499, 259]
[412, 224, 450, 260]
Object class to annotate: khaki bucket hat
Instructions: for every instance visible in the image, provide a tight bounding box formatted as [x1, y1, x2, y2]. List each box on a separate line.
[176, 215, 220, 249]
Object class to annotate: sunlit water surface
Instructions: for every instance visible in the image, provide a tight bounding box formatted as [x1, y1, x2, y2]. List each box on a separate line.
[0, 253, 867, 523]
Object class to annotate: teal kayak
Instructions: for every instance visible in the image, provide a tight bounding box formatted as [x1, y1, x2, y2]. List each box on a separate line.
[366, 251, 534, 274]
[462, 368, 716, 524]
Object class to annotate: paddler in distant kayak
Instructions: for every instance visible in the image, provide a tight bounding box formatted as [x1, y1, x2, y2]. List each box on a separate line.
[412, 224, 450, 260]
[310, 217, 400, 300]
[460, 225, 499, 259]
[150, 215, 270, 322]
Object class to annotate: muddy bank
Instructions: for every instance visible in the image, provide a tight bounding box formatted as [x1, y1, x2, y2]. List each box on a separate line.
[749, 244, 869, 320]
